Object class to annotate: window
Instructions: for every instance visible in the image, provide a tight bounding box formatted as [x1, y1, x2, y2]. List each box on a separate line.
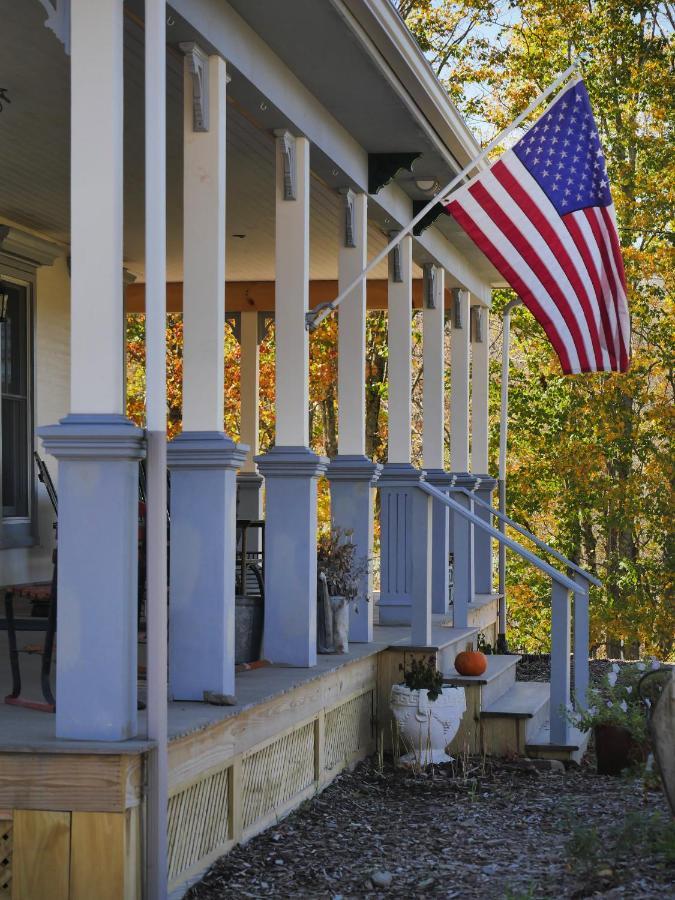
[0, 277, 33, 546]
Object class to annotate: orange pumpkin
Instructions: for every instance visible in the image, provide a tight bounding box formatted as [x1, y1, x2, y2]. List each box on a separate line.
[454, 650, 487, 677]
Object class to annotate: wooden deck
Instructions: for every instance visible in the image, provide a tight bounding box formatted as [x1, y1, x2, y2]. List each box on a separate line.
[0, 618, 479, 899]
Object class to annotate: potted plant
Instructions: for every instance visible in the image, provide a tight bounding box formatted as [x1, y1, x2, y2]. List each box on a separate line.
[566, 660, 661, 775]
[390, 656, 466, 767]
[316, 527, 369, 654]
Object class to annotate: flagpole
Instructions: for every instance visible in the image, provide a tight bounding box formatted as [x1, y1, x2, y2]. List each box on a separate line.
[307, 58, 581, 331]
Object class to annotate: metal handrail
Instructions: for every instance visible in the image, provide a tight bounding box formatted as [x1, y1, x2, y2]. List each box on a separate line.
[454, 487, 602, 588]
[418, 482, 578, 591]
[420, 480, 588, 742]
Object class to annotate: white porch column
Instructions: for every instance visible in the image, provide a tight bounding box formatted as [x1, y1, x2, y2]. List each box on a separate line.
[237, 310, 264, 537]
[471, 305, 496, 596]
[387, 234, 413, 465]
[39, 0, 145, 741]
[168, 50, 246, 702]
[327, 190, 380, 643]
[379, 236, 431, 645]
[423, 266, 452, 616]
[256, 132, 326, 667]
[449, 288, 476, 628]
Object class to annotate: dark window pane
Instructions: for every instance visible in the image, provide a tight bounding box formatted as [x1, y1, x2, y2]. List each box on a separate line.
[1, 282, 30, 519]
[2, 397, 28, 516]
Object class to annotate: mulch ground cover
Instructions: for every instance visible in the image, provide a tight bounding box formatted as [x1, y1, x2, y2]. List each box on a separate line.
[188, 757, 673, 899]
[188, 658, 674, 899]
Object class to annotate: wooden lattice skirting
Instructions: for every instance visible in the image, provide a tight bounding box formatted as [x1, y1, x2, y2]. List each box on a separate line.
[0, 817, 12, 900]
[167, 686, 375, 890]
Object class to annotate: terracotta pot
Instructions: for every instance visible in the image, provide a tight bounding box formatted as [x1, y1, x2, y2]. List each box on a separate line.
[594, 724, 648, 776]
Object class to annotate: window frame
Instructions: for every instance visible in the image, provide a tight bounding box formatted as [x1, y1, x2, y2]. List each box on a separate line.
[0, 258, 36, 549]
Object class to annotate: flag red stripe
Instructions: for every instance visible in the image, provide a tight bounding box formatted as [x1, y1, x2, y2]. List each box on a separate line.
[583, 208, 628, 371]
[468, 179, 592, 371]
[599, 205, 627, 294]
[492, 160, 605, 371]
[447, 199, 574, 373]
[562, 213, 618, 370]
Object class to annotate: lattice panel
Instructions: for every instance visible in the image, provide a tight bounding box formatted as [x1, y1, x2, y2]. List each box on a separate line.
[241, 722, 315, 831]
[168, 767, 230, 880]
[0, 821, 11, 900]
[324, 691, 373, 773]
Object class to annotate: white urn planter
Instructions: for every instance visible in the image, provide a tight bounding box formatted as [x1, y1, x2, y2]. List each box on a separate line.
[330, 596, 350, 654]
[390, 683, 466, 767]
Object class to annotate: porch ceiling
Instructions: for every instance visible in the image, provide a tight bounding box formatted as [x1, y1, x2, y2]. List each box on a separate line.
[0, 1, 499, 289]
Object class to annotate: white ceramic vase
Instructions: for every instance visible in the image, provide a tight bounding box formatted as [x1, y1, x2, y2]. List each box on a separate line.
[390, 683, 466, 766]
[330, 596, 349, 654]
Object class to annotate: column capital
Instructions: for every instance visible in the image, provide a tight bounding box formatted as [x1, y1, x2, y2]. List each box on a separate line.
[326, 454, 381, 485]
[378, 461, 424, 488]
[39, 414, 145, 461]
[424, 468, 454, 488]
[167, 431, 248, 470]
[255, 445, 327, 479]
[449, 472, 481, 491]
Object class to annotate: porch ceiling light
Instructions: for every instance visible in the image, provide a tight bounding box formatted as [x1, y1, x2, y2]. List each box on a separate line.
[414, 177, 440, 194]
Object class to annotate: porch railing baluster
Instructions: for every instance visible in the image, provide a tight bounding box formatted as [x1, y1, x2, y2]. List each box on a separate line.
[550, 579, 571, 745]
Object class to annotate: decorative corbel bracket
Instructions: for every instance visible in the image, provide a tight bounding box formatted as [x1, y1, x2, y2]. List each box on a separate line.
[258, 312, 274, 344]
[179, 42, 210, 132]
[452, 288, 463, 329]
[225, 311, 241, 343]
[274, 130, 297, 201]
[388, 231, 403, 283]
[38, 0, 70, 55]
[412, 201, 451, 237]
[368, 153, 421, 195]
[339, 188, 356, 248]
[423, 263, 436, 309]
[470, 306, 484, 343]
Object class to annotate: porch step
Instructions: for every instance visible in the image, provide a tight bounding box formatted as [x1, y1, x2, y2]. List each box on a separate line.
[443, 653, 520, 707]
[480, 681, 551, 756]
[526, 722, 591, 765]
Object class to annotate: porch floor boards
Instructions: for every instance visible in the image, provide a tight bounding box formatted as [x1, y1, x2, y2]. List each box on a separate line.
[0, 617, 477, 753]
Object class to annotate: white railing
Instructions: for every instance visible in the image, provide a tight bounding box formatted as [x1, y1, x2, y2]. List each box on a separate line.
[418, 481, 598, 745]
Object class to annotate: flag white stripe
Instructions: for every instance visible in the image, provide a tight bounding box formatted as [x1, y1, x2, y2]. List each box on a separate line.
[455, 189, 582, 372]
[570, 210, 622, 365]
[604, 204, 632, 351]
[593, 206, 630, 360]
[482, 158, 599, 369]
[503, 155, 612, 370]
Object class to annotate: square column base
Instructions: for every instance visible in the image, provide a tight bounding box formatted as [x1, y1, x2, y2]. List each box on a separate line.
[377, 464, 432, 645]
[424, 469, 454, 615]
[473, 475, 497, 595]
[326, 455, 381, 643]
[38, 415, 145, 741]
[449, 473, 479, 628]
[255, 446, 328, 666]
[168, 432, 248, 701]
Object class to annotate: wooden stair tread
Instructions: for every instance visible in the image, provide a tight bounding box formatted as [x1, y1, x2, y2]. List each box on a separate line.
[526, 722, 589, 752]
[443, 654, 520, 686]
[481, 681, 550, 718]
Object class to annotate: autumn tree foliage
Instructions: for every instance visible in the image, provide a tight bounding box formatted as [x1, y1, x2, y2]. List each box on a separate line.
[395, 0, 674, 657]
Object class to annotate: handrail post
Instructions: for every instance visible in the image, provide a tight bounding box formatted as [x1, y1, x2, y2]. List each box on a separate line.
[572, 573, 590, 711]
[550, 579, 571, 745]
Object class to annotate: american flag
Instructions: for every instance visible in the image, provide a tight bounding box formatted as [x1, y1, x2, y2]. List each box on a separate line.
[444, 79, 630, 374]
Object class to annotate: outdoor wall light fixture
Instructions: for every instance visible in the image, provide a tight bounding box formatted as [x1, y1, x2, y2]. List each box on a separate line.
[414, 177, 440, 194]
[0, 293, 9, 323]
